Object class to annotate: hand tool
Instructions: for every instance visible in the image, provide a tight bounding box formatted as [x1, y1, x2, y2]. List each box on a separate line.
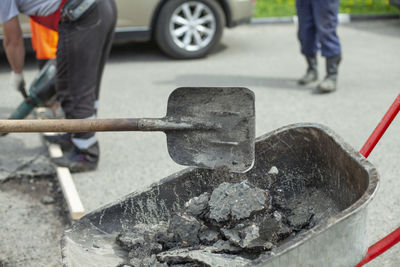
[5, 59, 57, 123]
[0, 87, 255, 173]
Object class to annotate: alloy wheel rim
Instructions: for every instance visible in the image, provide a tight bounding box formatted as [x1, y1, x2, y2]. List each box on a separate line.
[169, 1, 217, 52]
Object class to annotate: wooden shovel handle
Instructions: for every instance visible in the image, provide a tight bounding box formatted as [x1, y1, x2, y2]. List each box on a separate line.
[0, 118, 199, 133]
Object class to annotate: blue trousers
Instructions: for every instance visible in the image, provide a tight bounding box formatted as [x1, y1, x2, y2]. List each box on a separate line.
[296, 0, 341, 58]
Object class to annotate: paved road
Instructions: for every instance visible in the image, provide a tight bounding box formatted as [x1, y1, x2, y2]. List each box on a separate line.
[1, 19, 399, 266]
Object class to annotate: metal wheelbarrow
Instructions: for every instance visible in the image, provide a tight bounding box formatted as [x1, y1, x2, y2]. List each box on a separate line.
[61, 123, 379, 267]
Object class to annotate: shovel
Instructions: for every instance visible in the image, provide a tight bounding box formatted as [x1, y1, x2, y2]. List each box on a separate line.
[0, 87, 255, 173]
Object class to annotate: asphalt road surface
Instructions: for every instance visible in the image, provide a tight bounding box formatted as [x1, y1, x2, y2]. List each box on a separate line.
[0, 19, 399, 266]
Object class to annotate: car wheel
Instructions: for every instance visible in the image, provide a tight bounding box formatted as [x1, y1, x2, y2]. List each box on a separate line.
[155, 0, 225, 59]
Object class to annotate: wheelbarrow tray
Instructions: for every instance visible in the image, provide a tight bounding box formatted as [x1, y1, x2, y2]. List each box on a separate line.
[61, 123, 379, 267]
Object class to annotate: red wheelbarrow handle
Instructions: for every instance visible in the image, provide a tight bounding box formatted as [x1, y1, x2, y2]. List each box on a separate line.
[356, 93, 400, 266]
[356, 227, 400, 266]
[360, 94, 400, 157]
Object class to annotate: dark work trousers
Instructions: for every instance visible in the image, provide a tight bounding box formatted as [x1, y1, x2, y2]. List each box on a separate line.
[296, 0, 341, 58]
[56, 0, 117, 151]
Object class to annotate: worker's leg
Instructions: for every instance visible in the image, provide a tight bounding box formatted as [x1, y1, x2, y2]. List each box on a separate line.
[54, 0, 117, 172]
[313, 0, 341, 58]
[314, 0, 341, 92]
[296, 0, 318, 85]
[94, 0, 117, 114]
[296, 0, 318, 56]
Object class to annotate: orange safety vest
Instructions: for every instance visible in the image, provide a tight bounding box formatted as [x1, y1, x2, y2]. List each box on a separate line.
[29, 18, 58, 60]
[29, 0, 67, 60]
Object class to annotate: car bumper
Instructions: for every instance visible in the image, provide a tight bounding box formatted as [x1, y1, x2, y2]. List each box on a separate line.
[228, 0, 255, 27]
[390, 0, 400, 8]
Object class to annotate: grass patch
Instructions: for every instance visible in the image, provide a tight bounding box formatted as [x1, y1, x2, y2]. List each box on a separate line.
[254, 0, 400, 17]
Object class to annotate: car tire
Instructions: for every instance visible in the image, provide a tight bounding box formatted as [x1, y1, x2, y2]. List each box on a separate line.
[155, 0, 225, 59]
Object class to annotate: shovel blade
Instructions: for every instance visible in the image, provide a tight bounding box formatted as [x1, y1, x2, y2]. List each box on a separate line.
[166, 87, 255, 173]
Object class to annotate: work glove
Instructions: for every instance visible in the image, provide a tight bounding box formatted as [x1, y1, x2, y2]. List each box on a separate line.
[10, 71, 28, 98]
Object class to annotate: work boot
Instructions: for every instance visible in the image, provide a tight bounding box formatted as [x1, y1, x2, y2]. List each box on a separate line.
[298, 55, 318, 85]
[317, 54, 342, 93]
[43, 133, 74, 151]
[51, 142, 99, 173]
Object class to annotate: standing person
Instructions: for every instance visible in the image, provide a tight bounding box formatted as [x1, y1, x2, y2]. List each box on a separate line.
[0, 0, 117, 172]
[296, 0, 342, 92]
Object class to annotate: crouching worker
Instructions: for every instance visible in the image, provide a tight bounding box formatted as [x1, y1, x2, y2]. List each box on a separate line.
[0, 0, 117, 172]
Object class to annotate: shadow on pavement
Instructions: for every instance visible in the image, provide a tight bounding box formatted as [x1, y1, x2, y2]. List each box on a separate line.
[157, 74, 314, 91]
[108, 41, 166, 63]
[108, 41, 228, 63]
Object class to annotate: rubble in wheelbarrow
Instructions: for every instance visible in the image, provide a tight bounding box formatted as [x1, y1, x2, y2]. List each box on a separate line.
[116, 176, 325, 267]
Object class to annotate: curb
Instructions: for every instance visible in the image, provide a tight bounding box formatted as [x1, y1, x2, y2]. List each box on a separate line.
[251, 13, 400, 25]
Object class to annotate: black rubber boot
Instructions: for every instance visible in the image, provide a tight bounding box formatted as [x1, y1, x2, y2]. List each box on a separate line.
[317, 54, 342, 92]
[44, 133, 74, 151]
[298, 55, 318, 85]
[51, 142, 99, 173]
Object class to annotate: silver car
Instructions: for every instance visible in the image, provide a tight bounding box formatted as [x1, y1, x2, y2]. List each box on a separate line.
[1, 0, 255, 59]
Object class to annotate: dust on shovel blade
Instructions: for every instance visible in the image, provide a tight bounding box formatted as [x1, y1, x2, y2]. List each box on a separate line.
[115, 172, 339, 267]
